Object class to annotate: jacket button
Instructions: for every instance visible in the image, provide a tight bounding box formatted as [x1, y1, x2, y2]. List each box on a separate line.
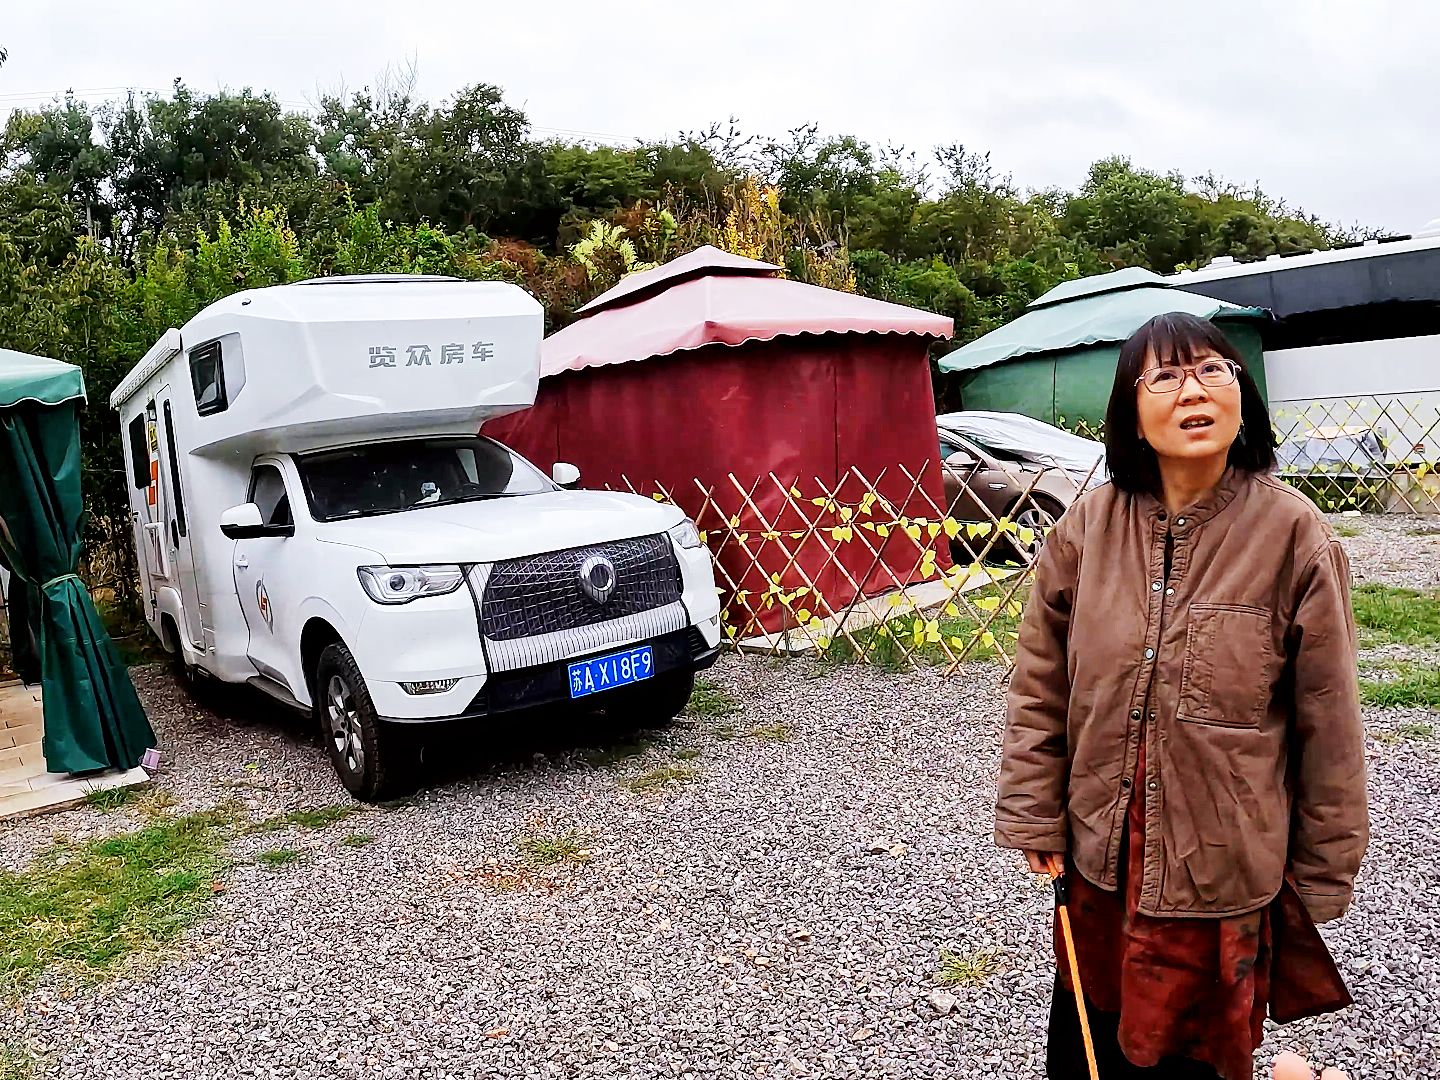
[1165, 587, 1175, 597]
[1158, 511, 1168, 521]
[1176, 517, 1186, 526]
[1144, 648, 1155, 660]
[1152, 581, 1162, 591]
[1130, 708, 1142, 720]
[1121, 777, 1132, 789]
[1148, 780, 1158, 791]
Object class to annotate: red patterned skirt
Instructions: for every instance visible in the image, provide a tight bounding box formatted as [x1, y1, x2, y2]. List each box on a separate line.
[1053, 740, 1351, 1079]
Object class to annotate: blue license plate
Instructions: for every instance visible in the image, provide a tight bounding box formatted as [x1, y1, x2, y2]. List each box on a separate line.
[568, 645, 654, 699]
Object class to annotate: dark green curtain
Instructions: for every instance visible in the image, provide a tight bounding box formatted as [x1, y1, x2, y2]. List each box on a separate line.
[1, 549, 42, 683]
[0, 401, 155, 773]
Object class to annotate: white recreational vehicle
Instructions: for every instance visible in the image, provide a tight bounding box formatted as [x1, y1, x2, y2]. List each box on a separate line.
[110, 275, 722, 800]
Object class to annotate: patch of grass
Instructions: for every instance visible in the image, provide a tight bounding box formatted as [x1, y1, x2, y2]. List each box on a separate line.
[255, 848, 302, 868]
[1334, 522, 1364, 538]
[252, 804, 357, 833]
[341, 833, 375, 848]
[1409, 526, 1438, 538]
[746, 722, 792, 742]
[1360, 663, 1440, 709]
[83, 785, 145, 812]
[821, 582, 1030, 669]
[0, 810, 229, 992]
[577, 736, 655, 769]
[673, 747, 702, 761]
[686, 678, 741, 720]
[135, 788, 179, 817]
[1352, 584, 1440, 647]
[515, 829, 591, 866]
[625, 764, 698, 794]
[712, 723, 738, 740]
[934, 947, 1003, 988]
[0, 1039, 36, 1080]
[1374, 720, 1436, 744]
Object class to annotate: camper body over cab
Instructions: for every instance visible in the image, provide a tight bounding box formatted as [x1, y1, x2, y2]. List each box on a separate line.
[110, 276, 722, 800]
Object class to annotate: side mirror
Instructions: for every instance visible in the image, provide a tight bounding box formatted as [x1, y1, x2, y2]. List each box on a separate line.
[552, 462, 581, 490]
[220, 503, 267, 540]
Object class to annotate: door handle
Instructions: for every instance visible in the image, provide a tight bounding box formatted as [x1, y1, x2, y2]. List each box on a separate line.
[236, 556, 249, 570]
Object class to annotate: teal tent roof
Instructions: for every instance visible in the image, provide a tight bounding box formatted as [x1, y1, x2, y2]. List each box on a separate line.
[0, 348, 86, 409]
[1026, 266, 1168, 310]
[937, 284, 1267, 375]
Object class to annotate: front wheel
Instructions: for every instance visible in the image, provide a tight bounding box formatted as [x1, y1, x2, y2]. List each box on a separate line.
[314, 642, 418, 802]
[1011, 496, 1065, 560]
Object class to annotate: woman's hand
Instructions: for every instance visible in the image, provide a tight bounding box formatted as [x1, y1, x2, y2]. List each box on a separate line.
[1022, 850, 1054, 875]
[1273, 1051, 1346, 1079]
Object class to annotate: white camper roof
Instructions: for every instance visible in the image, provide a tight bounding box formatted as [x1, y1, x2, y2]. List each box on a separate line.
[111, 276, 543, 456]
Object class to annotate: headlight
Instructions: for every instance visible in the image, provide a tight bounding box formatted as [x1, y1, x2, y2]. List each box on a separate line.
[669, 519, 704, 550]
[357, 565, 464, 604]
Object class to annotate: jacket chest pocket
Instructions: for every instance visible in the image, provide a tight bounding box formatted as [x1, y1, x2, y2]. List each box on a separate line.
[1177, 604, 1274, 728]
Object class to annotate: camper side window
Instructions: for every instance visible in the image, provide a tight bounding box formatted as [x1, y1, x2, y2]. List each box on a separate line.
[248, 465, 293, 529]
[190, 340, 227, 416]
[127, 414, 149, 488]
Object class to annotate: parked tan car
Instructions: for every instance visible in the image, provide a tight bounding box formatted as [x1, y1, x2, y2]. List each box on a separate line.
[937, 412, 1106, 561]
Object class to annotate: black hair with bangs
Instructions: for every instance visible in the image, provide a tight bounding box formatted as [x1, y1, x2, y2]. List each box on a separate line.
[1103, 312, 1276, 495]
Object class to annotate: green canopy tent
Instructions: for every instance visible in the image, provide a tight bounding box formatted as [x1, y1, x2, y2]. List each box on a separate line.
[0, 348, 155, 774]
[938, 268, 1270, 430]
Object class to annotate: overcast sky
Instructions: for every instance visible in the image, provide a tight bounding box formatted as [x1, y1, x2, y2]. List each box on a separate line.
[3, 0, 1435, 234]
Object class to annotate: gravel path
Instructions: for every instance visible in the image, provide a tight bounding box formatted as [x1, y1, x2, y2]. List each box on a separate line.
[1, 519, 1437, 1079]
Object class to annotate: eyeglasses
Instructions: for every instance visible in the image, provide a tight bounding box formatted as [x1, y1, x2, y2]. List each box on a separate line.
[1136, 359, 1240, 394]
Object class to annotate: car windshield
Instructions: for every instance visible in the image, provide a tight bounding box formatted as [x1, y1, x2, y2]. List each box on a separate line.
[297, 437, 553, 521]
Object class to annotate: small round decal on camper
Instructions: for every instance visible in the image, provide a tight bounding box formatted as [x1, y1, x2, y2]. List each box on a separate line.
[256, 580, 274, 631]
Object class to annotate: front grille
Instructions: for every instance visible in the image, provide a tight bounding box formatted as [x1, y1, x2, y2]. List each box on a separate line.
[480, 534, 682, 641]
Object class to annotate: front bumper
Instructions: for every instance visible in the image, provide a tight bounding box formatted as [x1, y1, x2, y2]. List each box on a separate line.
[377, 626, 719, 723]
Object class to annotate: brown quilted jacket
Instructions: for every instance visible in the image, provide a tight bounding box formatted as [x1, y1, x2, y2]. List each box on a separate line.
[995, 469, 1368, 922]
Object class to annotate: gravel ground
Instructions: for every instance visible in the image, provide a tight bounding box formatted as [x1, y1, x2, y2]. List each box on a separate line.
[1, 521, 1438, 1079]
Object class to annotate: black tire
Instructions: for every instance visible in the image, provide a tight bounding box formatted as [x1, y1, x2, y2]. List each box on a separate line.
[313, 641, 418, 802]
[1009, 495, 1065, 561]
[617, 668, 696, 727]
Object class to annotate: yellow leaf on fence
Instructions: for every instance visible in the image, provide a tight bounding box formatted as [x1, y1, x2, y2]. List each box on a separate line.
[927, 522, 942, 539]
[652, 493, 667, 501]
[860, 521, 876, 532]
[796, 608, 812, 623]
[737, 533, 750, 544]
[1420, 462, 1432, 480]
[997, 517, 1017, 535]
[1007, 632, 1020, 640]
[913, 517, 930, 527]
[920, 551, 938, 578]
[810, 497, 831, 508]
[1005, 602, 1024, 617]
[859, 493, 878, 516]
[840, 506, 854, 522]
[790, 486, 803, 498]
[974, 596, 1002, 613]
[943, 517, 961, 539]
[735, 590, 750, 600]
[699, 531, 708, 544]
[949, 636, 965, 650]
[876, 625, 890, 639]
[789, 531, 808, 540]
[966, 523, 992, 539]
[817, 635, 833, 650]
[793, 586, 811, 599]
[1017, 527, 1036, 547]
[904, 525, 922, 541]
[762, 530, 780, 540]
[771, 573, 782, 584]
[924, 619, 941, 643]
[830, 526, 854, 542]
[763, 597, 775, 610]
[876, 524, 891, 539]
[888, 593, 905, 608]
[979, 631, 997, 649]
[729, 515, 741, 528]
[944, 602, 961, 618]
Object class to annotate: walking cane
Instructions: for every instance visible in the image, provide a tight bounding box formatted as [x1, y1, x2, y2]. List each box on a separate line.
[1045, 853, 1100, 1080]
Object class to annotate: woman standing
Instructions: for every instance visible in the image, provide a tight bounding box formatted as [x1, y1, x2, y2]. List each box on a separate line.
[995, 312, 1368, 1079]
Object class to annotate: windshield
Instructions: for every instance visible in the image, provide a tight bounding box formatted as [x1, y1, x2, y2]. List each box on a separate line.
[296, 437, 553, 521]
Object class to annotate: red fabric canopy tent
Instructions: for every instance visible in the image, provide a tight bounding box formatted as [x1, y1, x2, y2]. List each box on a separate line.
[485, 247, 954, 636]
